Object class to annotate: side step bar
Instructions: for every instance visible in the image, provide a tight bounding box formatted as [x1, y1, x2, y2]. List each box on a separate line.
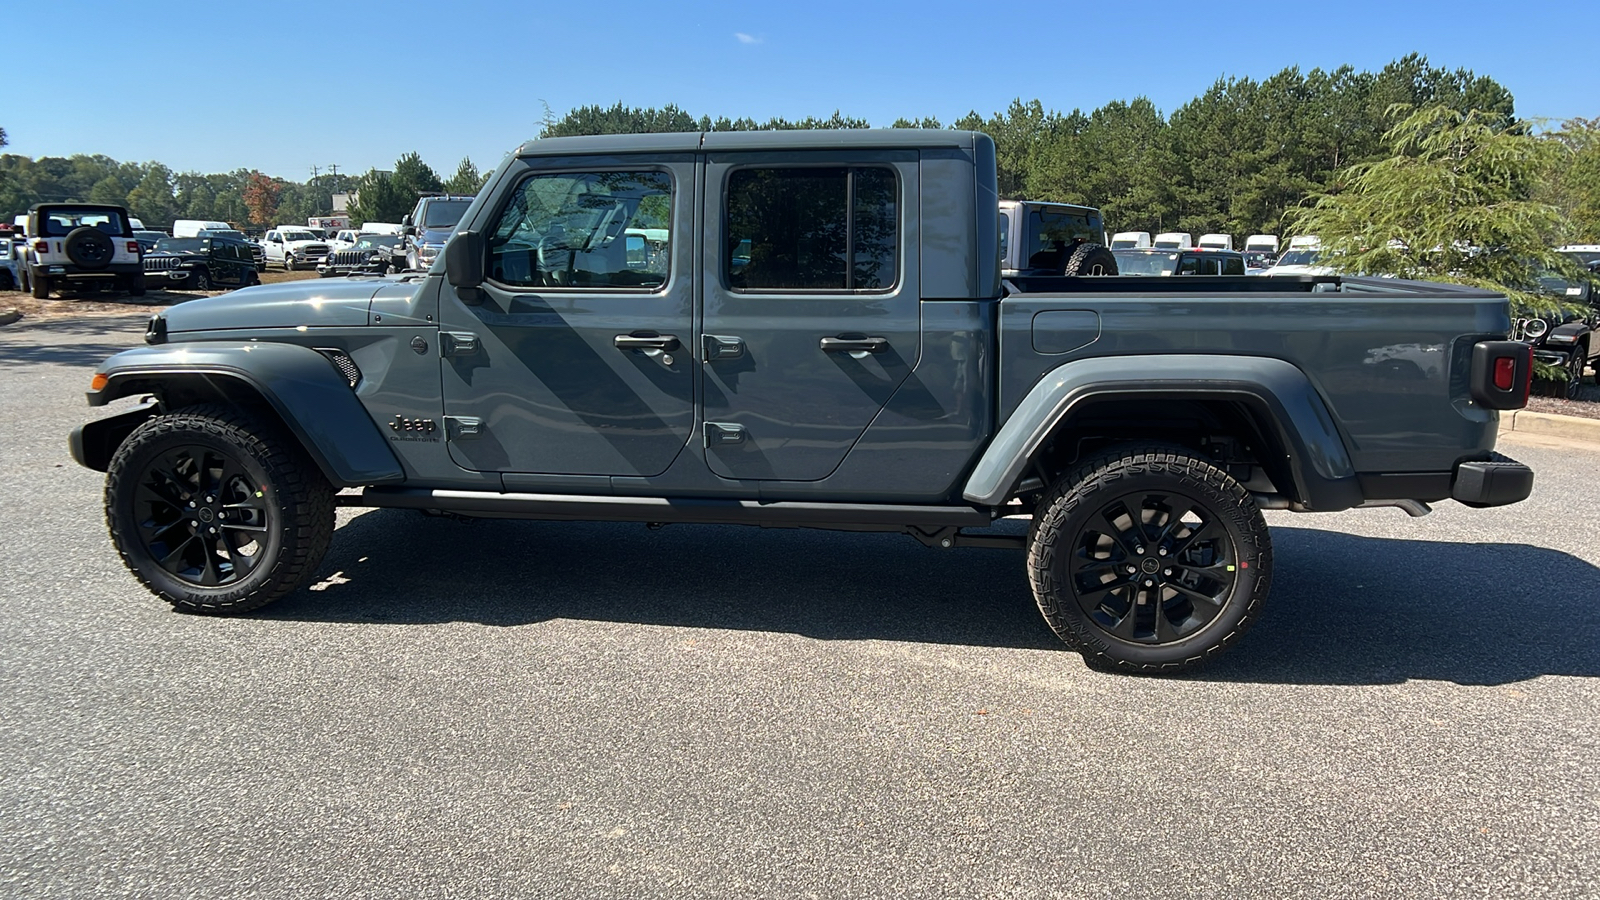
[350, 487, 995, 532]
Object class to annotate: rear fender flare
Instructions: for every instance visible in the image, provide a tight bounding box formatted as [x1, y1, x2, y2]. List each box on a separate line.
[85, 342, 404, 487]
[963, 354, 1360, 510]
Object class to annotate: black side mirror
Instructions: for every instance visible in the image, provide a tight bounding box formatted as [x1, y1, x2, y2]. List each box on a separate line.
[445, 230, 484, 299]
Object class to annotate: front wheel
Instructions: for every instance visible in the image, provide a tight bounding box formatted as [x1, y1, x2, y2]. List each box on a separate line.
[283, 257, 297, 271]
[1567, 346, 1587, 398]
[105, 405, 335, 614]
[192, 269, 212, 291]
[1027, 444, 1271, 674]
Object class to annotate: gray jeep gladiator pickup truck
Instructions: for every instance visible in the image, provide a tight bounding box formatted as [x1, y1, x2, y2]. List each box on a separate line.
[71, 130, 1536, 673]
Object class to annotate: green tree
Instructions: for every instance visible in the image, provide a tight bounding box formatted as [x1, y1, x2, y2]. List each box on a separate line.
[87, 174, 129, 206]
[347, 168, 409, 225]
[1290, 105, 1571, 317]
[391, 152, 443, 206]
[443, 157, 484, 194]
[125, 163, 176, 227]
[1547, 117, 1600, 242]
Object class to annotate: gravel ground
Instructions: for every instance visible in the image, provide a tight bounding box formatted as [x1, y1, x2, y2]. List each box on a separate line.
[1, 316, 1597, 899]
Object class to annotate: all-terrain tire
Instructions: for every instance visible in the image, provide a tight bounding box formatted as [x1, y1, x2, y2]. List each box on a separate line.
[1062, 242, 1118, 276]
[1026, 443, 1271, 674]
[31, 273, 50, 299]
[105, 404, 335, 615]
[127, 273, 146, 297]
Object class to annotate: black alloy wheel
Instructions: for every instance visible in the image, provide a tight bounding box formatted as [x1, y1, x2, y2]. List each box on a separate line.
[193, 269, 211, 291]
[1028, 444, 1271, 673]
[106, 406, 334, 614]
[1568, 348, 1586, 399]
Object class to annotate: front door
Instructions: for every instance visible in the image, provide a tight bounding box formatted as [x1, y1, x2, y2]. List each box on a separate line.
[700, 152, 921, 481]
[439, 158, 697, 477]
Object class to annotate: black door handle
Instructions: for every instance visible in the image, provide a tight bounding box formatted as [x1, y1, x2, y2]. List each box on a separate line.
[819, 335, 888, 354]
[614, 332, 681, 352]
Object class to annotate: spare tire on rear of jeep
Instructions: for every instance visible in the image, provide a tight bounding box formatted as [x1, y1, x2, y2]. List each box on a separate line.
[65, 227, 116, 269]
[1063, 242, 1118, 276]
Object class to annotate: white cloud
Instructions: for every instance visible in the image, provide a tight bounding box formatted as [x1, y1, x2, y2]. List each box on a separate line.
[735, 32, 762, 44]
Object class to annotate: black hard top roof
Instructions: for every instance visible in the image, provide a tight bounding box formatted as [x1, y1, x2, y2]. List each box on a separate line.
[514, 129, 982, 158]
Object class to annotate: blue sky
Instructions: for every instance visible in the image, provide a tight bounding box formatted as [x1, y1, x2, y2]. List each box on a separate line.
[5, 0, 1595, 181]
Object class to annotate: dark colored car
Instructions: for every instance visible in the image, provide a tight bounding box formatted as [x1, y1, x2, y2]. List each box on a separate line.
[71, 129, 1537, 676]
[133, 230, 168, 253]
[1519, 251, 1600, 395]
[1112, 247, 1248, 276]
[198, 229, 267, 271]
[318, 233, 404, 277]
[400, 195, 475, 271]
[142, 237, 261, 291]
[1243, 250, 1276, 271]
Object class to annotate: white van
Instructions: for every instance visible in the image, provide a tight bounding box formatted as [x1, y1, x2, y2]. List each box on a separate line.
[1153, 232, 1193, 249]
[1110, 231, 1151, 250]
[173, 219, 233, 238]
[1244, 234, 1279, 254]
[358, 222, 405, 236]
[1198, 233, 1233, 251]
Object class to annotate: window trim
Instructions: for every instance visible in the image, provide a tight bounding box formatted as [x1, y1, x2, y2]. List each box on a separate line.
[479, 165, 678, 294]
[721, 163, 902, 296]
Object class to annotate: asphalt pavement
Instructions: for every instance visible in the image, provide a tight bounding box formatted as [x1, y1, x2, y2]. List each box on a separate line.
[2, 314, 1597, 899]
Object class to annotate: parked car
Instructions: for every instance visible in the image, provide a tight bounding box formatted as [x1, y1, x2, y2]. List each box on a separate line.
[70, 129, 1535, 676]
[259, 226, 330, 270]
[133, 230, 168, 253]
[172, 219, 233, 239]
[0, 227, 24, 290]
[1112, 247, 1247, 276]
[1260, 236, 1334, 276]
[19, 203, 144, 298]
[1244, 234, 1280, 254]
[142, 236, 261, 291]
[197, 228, 267, 271]
[1243, 250, 1277, 273]
[400, 194, 475, 271]
[1516, 250, 1600, 395]
[1197, 233, 1234, 250]
[326, 229, 361, 252]
[998, 200, 1115, 277]
[1152, 232, 1193, 249]
[317, 233, 404, 277]
[1110, 231, 1151, 249]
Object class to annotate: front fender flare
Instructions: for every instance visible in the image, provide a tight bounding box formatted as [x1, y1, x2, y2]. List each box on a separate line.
[963, 354, 1360, 510]
[86, 342, 404, 487]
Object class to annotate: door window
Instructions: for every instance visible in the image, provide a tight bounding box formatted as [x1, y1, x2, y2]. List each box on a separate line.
[725, 167, 897, 292]
[1221, 256, 1245, 275]
[485, 171, 672, 289]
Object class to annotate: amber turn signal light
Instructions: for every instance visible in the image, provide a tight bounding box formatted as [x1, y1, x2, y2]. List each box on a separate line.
[90, 374, 108, 391]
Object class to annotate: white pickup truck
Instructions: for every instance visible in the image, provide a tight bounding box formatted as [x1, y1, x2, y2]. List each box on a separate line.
[259, 226, 331, 271]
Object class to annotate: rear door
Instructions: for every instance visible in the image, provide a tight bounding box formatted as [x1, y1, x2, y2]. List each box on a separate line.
[700, 151, 920, 481]
[438, 156, 697, 477]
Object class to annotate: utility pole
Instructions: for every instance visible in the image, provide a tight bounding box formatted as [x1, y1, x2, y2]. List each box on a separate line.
[309, 164, 321, 182]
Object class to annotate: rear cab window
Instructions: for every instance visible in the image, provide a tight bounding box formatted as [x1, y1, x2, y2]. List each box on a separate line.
[724, 166, 898, 292]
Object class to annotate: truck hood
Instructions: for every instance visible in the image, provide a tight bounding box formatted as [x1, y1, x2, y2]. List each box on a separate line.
[161, 278, 399, 332]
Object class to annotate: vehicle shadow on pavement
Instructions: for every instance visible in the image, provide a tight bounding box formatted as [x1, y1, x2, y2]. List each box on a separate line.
[264, 512, 1599, 685]
[265, 509, 1059, 652]
[1197, 526, 1600, 686]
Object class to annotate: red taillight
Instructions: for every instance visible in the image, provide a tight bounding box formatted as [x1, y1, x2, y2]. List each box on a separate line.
[33, 240, 46, 254]
[126, 241, 139, 254]
[1493, 357, 1515, 391]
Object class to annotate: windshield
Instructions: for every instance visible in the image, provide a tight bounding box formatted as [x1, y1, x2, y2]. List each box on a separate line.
[1275, 249, 1323, 267]
[422, 199, 473, 230]
[1112, 250, 1180, 276]
[1022, 207, 1101, 269]
[281, 230, 318, 242]
[1244, 252, 1274, 268]
[1561, 249, 1600, 267]
[353, 235, 401, 251]
[153, 238, 207, 253]
[41, 209, 129, 237]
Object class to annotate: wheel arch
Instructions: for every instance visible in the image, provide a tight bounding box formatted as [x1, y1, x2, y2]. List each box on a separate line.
[83, 343, 404, 487]
[964, 354, 1362, 510]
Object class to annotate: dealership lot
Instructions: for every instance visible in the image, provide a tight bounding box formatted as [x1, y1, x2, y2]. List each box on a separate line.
[2, 315, 1597, 899]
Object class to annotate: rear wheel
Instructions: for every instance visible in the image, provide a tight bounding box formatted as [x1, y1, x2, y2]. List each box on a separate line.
[105, 405, 335, 614]
[127, 273, 146, 297]
[1027, 444, 1271, 674]
[31, 273, 50, 299]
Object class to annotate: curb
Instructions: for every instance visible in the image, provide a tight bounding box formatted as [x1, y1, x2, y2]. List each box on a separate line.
[1499, 410, 1600, 445]
[0, 308, 19, 327]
